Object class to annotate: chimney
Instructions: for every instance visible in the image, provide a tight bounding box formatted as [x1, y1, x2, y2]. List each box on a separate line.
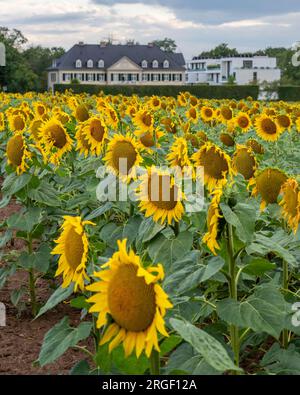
[100, 41, 107, 47]
[148, 42, 154, 48]
[78, 41, 84, 46]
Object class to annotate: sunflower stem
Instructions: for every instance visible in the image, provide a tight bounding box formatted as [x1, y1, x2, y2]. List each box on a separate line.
[27, 237, 37, 317]
[173, 221, 179, 236]
[129, 203, 134, 217]
[282, 260, 289, 349]
[226, 223, 240, 373]
[150, 350, 160, 375]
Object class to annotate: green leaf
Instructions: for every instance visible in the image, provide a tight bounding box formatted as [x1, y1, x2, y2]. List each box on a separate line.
[148, 231, 193, 270]
[112, 346, 149, 374]
[70, 296, 90, 310]
[137, 217, 165, 243]
[220, 202, 256, 244]
[85, 202, 113, 221]
[0, 229, 13, 248]
[70, 360, 91, 375]
[18, 243, 51, 273]
[122, 216, 142, 245]
[2, 173, 31, 196]
[160, 335, 182, 356]
[10, 286, 26, 307]
[217, 284, 289, 339]
[27, 181, 61, 207]
[261, 343, 300, 375]
[35, 284, 74, 319]
[7, 207, 42, 233]
[100, 223, 123, 249]
[243, 257, 276, 276]
[170, 318, 240, 373]
[38, 317, 92, 366]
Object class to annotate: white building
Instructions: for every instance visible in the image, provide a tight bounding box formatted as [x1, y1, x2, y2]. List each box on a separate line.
[47, 42, 186, 91]
[186, 55, 281, 85]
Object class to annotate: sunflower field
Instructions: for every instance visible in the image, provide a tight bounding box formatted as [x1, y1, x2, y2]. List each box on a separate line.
[0, 90, 300, 375]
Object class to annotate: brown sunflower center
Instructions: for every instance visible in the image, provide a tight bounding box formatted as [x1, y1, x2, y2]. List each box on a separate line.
[204, 108, 213, 118]
[256, 169, 287, 204]
[142, 113, 152, 127]
[31, 120, 43, 140]
[233, 149, 256, 180]
[261, 118, 277, 135]
[112, 141, 137, 175]
[221, 107, 232, 120]
[13, 115, 25, 131]
[148, 174, 178, 210]
[49, 124, 67, 148]
[189, 108, 197, 119]
[277, 115, 290, 128]
[238, 116, 249, 128]
[90, 120, 105, 142]
[220, 133, 235, 147]
[6, 135, 24, 166]
[76, 105, 89, 122]
[64, 227, 84, 270]
[107, 264, 156, 332]
[200, 147, 229, 180]
[140, 132, 155, 147]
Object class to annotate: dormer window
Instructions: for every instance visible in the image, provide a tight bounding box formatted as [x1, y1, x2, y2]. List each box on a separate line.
[142, 60, 148, 68]
[87, 59, 93, 68]
[98, 59, 104, 68]
[152, 60, 158, 68]
[75, 59, 82, 68]
[163, 60, 169, 68]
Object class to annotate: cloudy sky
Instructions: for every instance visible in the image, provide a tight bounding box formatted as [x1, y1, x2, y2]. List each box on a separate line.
[1, 0, 299, 58]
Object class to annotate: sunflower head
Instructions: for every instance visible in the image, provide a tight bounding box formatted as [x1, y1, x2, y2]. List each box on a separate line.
[232, 145, 257, 180]
[276, 114, 292, 131]
[6, 133, 30, 175]
[201, 106, 215, 123]
[220, 132, 235, 147]
[279, 178, 300, 234]
[52, 216, 94, 291]
[235, 112, 251, 131]
[82, 116, 108, 156]
[250, 168, 287, 210]
[192, 142, 232, 191]
[8, 113, 26, 132]
[137, 167, 184, 225]
[203, 189, 223, 255]
[104, 133, 143, 182]
[134, 109, 154, 133]
[86, 239, 172, 358]
[255, 115, 281, 142]
[220, 105, 233, 123]
[74, 104, 90, 122]
[246, 139, 265, 154]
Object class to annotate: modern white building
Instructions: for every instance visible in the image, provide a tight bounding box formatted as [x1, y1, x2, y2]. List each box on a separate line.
[186, 55, 281, 85]
[47, 42, 186, 90]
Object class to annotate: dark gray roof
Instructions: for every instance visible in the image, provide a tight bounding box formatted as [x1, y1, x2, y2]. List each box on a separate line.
[48, 43, 186, 71]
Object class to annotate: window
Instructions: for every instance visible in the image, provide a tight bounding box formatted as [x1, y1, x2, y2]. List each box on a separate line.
[253, 72, 258, 82]
[153, 74, 159, 81]
[87, 73, 93, 82]
[98, 59, 104, 68]
[50, 73, 56, 82]
[97, 74, 105, 82]
[174, 74, 181, 81]
[142, 74, 148, 81]
[152, 60, 158, 68]
[163, 74, 169, 82]
[75, 59, 82, 68]
[75, 73, 82, 81]
[87, 59, 93, 68]
[142, 60, 148, 68]
[132, 74, 137, 82]
[243, 60, 253, 69]
[163, 60, 169, 68]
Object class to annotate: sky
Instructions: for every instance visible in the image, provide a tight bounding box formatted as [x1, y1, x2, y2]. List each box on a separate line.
[1, 0, 299, 59]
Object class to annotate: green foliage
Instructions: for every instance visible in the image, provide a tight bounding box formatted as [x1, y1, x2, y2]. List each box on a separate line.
[54, 83, 260, 100]
[278, 86, 300, 101]
[152, 37, 177, 53]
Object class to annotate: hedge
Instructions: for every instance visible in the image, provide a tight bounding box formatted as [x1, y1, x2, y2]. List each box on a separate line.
[278, 86, 300, 101]
[54, 84, 259, 100]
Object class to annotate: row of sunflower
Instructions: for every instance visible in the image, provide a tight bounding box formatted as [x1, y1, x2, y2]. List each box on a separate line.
[0, 90, 300, 375]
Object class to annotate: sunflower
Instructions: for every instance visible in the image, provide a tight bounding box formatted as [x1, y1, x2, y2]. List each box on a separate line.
[39, 118, 73, 164]
[167, 136, 193, 177]
[220, 105, 233, 123]
[86, 239, 172, 358]
[8, 113, 26, 133]
[6, 133, 30, 175]
[185, 106, 199, 124]
[249, 168, 287, 210]
[104, 133, 143, 182]
[279, 178, 300, 234]
[133, 109, 154, 133]
[161, 117, 177, 134]
[75, 124, 92, 157]
[33, 102, 47, 118]
[29, 118, 44, 141]
[134, 128, 164, 150]
[232, 145, 257, 180]
[246, 139, 265, 154]
[201, 106, 215, 123]
[220, 133, 235, 147]
[81, 116, 108, 156]
[203, 189, 223, 255]
[296, 117, 300, 133]
[192, 142, 232, 191]
[276, 114, 292, 132]
[73, 104, 90, 122]
[52, 216, 94, 292]
[0, 112, 5, 132]
[149, 96, 161, 111]
[255, 114, 281, 142]
[235, 112, 251, 132]
[137, 167, 184, 225]
[105, 106, 119, 129]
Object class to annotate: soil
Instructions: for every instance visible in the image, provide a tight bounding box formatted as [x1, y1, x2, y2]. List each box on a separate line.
[0, 198, 93, 375]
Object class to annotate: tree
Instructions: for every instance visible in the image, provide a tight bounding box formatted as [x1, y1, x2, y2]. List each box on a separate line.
[198, 43, 238, 58]
[153, 38, 177, 53]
